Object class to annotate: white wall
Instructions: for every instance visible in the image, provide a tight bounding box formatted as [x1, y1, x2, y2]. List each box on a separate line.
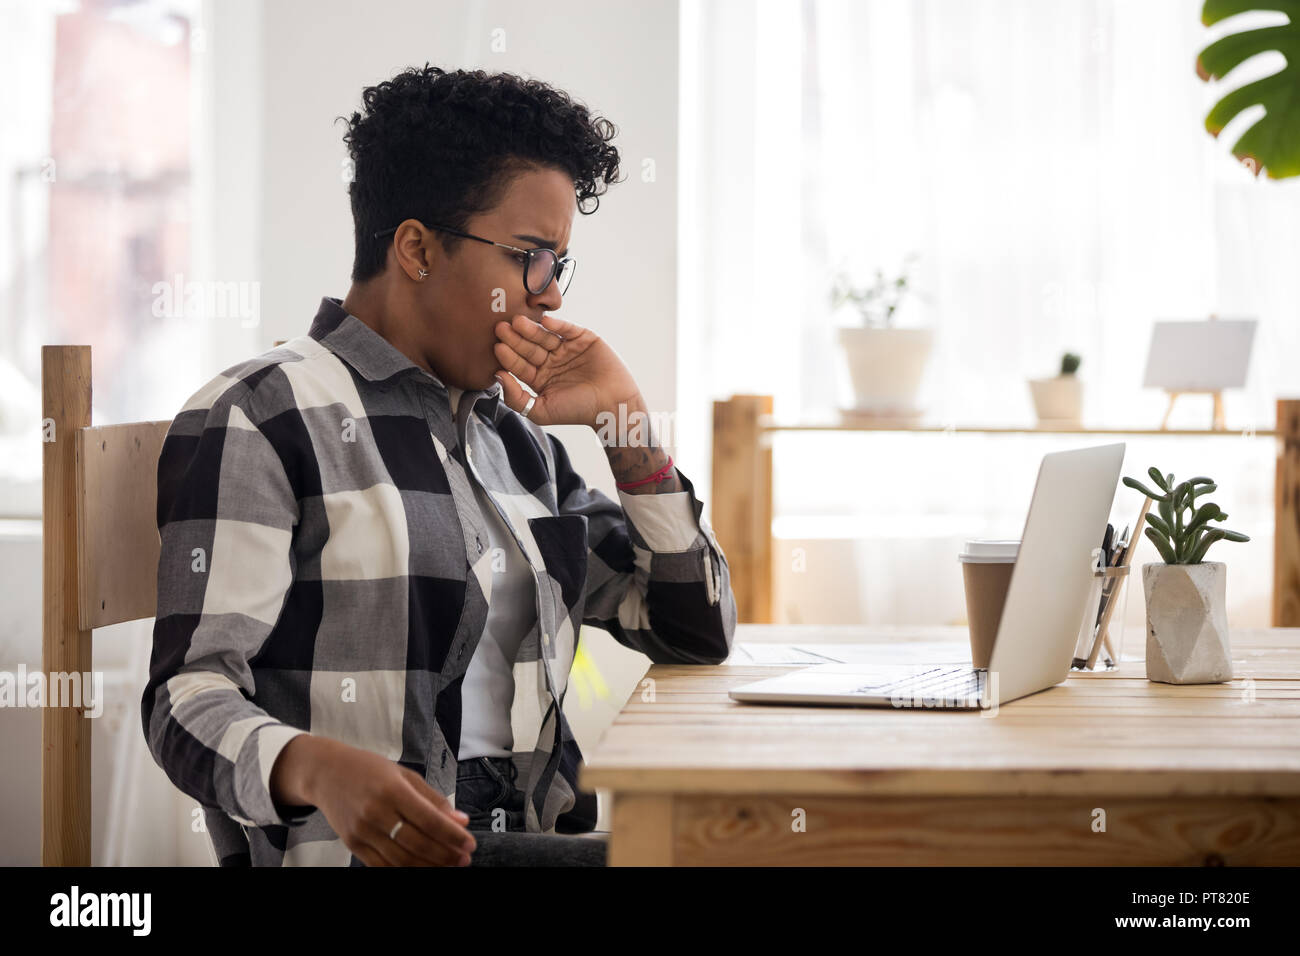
[255, 0, 681, 452]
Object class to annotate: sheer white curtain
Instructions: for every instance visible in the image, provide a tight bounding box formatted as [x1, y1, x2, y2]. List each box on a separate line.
[679, 0, 1300, 628]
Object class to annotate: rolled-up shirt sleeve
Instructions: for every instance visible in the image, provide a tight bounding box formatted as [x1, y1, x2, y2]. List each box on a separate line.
[546, 433, 737, 665]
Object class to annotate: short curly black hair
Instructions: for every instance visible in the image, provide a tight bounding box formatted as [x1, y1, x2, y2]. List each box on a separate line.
[339, 65, 622, 282]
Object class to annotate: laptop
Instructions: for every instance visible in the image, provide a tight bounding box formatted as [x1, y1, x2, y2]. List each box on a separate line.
[728, 443, 1126, 710]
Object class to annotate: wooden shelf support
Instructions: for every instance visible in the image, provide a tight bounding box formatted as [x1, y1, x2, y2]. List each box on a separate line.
[712, 395, 774, 624]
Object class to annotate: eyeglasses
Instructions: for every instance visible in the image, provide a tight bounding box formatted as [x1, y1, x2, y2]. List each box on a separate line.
[372, 221, 576, 296]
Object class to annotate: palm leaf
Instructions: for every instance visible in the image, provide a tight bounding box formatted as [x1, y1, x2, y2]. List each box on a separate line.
[1197, 0, 1300, 179]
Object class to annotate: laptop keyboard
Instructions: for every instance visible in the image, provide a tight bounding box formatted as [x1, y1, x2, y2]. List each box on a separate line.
[847, 666, 989, 701]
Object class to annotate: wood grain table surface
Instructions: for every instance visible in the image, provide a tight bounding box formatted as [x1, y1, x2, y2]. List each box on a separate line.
[579, 625, 1300, 866]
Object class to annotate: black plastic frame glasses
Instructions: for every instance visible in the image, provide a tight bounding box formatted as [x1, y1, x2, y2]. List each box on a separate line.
[372, 221, 576, 295]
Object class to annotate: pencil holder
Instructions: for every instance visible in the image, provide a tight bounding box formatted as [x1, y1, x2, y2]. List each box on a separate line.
[1071, 552, 1132, 671]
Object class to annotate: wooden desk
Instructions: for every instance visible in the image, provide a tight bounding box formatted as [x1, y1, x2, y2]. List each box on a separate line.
[579, 625, 1300, 866]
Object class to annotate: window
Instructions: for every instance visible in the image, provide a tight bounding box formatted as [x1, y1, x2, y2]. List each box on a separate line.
[679, 0, 1298, 627]
[1, 0, 202, 518]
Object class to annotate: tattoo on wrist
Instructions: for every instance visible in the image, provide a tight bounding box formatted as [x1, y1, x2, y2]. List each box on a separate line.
[607, 444, 681, 494]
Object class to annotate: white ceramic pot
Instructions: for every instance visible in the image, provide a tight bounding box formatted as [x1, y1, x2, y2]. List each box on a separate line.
[837, 327, 934, 417]
[1028, 375, 1082, 425]
[1142, 562, 1232, 684]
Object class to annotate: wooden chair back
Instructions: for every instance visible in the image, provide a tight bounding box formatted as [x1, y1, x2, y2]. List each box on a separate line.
[41, 345, 170, 865]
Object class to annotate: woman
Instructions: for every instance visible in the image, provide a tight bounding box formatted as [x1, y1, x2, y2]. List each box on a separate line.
[141, 65, 737, 867]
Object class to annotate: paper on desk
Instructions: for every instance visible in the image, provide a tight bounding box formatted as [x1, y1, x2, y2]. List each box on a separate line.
[730, 641, 972, 667]
[730, 643, 837, 665]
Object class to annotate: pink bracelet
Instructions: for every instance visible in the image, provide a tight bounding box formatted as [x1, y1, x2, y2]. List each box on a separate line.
[616, 455, 674, 490]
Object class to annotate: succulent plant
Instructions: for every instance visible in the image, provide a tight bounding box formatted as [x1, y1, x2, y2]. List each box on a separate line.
[830, 252, 923, 328]
[1121, 467, 1250, 564]
[1060, 352, 1081, 376]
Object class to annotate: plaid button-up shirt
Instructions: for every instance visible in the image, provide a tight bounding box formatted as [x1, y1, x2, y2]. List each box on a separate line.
[141, 296, 737, 866]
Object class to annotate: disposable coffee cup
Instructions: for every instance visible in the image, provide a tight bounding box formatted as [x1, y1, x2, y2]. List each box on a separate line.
[958, 540, 1019, 669]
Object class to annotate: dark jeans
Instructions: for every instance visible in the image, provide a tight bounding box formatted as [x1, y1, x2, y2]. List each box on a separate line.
[456, 756, 607, 867]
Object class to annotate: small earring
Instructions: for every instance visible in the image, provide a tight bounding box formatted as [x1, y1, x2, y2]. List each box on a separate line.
[417, 268, 428, 279]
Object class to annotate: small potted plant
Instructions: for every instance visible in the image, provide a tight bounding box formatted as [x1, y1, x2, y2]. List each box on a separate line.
[832, 252, 934, 419]
[1028, 352, 1083, 426]
[1121, 467, 1250, 684]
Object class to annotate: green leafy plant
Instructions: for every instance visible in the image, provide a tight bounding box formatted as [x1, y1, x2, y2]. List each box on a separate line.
[1196, 0, 1300, 179]
[831, 253, 925, 328]
[1060, 352, 1081, 376]
[1121, 467, 1251, 564]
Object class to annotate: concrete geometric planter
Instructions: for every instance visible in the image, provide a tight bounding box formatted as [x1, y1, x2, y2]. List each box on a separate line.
[1141, 562, 1233, 684]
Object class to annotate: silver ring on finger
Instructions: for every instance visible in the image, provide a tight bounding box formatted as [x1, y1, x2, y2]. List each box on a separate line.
[389, 819, 404, 841]
[521, 395, 536, 420]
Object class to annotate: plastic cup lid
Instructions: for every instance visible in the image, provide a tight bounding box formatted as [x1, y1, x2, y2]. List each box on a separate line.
[958, 539, 1020, 563]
